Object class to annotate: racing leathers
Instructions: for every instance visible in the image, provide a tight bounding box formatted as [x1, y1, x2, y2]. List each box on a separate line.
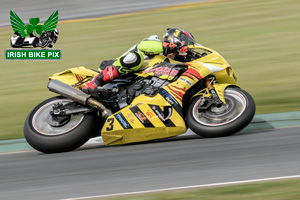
[82, 35, 187, 94]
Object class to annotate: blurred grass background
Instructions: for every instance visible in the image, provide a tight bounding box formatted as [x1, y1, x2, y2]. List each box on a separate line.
[0, 0, 299, 140]
[102, 178, 300, 200]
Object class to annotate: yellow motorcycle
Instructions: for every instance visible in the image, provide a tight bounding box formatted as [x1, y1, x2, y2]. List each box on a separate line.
[24, 44, 255, 153]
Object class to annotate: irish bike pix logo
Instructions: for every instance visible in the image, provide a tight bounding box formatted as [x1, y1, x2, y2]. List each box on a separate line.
[6, 10, 61, 60]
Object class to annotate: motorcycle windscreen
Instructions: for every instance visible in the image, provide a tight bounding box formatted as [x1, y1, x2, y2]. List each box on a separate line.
[101, 99, 186, 146]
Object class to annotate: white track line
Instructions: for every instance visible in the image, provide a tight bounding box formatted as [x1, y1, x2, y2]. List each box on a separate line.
[62, 175, 300, 200]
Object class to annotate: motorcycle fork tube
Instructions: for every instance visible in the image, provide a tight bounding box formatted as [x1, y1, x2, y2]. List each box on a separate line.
[206, 78, 214, 90]
[205, 78, 222, 104]
[198, 78, 215, 100]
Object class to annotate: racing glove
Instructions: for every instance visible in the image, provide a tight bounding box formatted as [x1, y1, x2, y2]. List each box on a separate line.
[82, 65, 120, 94]
[179, 45, 189, 55]
[81, 74, 102, 95]
[163, 41, 177, 55]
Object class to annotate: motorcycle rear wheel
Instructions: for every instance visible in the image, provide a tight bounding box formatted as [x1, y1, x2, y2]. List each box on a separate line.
[187, 87, 255, 138]
[24, 96, 100, 153]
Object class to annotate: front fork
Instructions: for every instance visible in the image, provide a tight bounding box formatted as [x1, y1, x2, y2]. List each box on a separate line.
[192, 77, 232, 110]
[205, 78, 223, 105]
[195, 78, 221, 110]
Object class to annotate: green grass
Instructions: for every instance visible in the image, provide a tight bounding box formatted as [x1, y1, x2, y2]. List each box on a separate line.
[0, 0, 300, 139]
[98, 178, 300, 200]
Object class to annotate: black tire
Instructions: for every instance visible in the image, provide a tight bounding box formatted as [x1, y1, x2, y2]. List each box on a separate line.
[186, 87, 255, 138]
[24, 96, 100, 153]
[32, 37, 39, 48]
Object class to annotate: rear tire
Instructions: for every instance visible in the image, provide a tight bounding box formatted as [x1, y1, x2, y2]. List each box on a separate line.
[187, 87, 255, 138]
[24, 96, 100, 153]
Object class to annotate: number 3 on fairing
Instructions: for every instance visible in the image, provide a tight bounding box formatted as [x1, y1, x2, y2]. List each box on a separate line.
[106, 118, 114, 131]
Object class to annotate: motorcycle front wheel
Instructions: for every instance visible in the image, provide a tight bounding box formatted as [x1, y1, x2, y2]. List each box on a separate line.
[187, 87, 255, 138]
[24, 96, 100, 153]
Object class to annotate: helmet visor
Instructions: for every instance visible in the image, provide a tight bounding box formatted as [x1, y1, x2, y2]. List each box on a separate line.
[180, 32, 195, 45]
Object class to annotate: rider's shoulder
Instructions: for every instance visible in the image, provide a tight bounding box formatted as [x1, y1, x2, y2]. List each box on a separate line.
[141, 35, 161, 42]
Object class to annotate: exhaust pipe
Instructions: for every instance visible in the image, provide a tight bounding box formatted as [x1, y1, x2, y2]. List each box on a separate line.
[48, 79, 90, 105]
[47, 79, 112, 117]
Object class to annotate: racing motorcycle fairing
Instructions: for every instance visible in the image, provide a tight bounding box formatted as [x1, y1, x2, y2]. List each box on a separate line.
[47, 45, 240, 145]
[135, 55, 181, 80]
[185, 45, 238, 103]
[101, 94, 186, 145]
[100, 51, 225, 145]
[49, 66, 99, 89]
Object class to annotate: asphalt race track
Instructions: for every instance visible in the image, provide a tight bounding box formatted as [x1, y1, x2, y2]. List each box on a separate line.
[1, 127, 300, 200]
[1, 0, 209, 27]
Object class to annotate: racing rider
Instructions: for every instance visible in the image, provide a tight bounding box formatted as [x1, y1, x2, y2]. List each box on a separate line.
[82, 28, 196, 94]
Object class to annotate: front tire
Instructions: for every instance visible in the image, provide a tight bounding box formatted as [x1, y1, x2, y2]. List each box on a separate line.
[24, 96, 100, 153]
[187, 87, 255, 138]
